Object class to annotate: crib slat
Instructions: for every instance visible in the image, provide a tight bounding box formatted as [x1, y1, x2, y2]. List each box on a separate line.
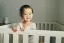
[44, 36, 50, 43]
[41, 23, 43, 30]
[1, 34, 3, 43]
[37, 23, 40, 30]
[43, 23, 45, 30]
[47, 24, 49, 30]
[53, 24, 55, 30]
[56, 36, 61, 43]
[23, 32, 28, 43]
[49, 24, 51, 30]
[45, 24, 47, 30]
[33, 35, 39, 43]
[13, 34, 18, 43]
[39, 23, 41, 30]
[4, 33, 9, 43]
[36, 23, 39, 30]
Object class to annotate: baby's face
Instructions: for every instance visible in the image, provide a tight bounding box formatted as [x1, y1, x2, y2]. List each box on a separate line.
[22, 8, 33, 22]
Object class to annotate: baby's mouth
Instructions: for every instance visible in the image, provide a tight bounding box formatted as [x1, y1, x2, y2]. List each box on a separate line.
[27, 18, 30, 19]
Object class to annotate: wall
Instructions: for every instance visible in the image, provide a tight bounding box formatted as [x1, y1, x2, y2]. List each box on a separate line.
[0, 0, 57, 23]
[57, 0, 64, 25]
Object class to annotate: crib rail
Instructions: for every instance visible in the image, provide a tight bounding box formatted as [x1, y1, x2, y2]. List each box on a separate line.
[36, 22, 56, 30]
[0, 28, 64, 43]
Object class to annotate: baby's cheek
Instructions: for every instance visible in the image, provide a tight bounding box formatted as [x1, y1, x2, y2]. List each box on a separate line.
[30, 17, 33, 20]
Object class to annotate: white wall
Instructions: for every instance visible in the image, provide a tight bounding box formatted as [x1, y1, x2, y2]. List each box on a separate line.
[0, 0, 57, 23]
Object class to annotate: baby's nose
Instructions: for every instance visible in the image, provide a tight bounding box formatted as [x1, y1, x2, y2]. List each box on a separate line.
[27, 14, 30, 17]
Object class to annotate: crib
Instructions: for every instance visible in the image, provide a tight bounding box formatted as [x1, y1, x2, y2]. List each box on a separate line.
[0, 22, 64, 43]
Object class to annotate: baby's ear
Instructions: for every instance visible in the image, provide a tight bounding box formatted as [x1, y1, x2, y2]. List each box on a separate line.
[32, 14, 33, 17]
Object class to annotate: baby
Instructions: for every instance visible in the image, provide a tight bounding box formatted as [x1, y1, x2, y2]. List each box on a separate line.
[12, 5, 36, 32]
[12, 5, 36, 43]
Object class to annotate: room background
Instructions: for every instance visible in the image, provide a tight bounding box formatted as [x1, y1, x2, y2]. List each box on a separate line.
[0, 0, 64, 25]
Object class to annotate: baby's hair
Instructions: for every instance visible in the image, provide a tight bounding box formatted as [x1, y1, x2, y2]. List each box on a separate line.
[19, 5, 33, 17]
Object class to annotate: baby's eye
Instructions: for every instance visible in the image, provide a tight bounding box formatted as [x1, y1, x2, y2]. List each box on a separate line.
[24, 14, 27, 15]
[29, 13, 32, 15]
[29, 14, 31, 15]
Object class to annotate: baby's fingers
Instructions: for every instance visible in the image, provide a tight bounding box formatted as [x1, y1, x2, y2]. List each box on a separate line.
[12, 28, 17, 32]
[12, 23, 18, 32]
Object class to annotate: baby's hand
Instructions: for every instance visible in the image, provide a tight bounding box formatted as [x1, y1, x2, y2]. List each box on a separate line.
[12, 24, 18, 32]
[20, 28, 24, 31]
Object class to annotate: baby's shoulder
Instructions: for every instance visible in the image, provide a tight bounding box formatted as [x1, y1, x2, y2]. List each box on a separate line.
[30, 22, 36, 30]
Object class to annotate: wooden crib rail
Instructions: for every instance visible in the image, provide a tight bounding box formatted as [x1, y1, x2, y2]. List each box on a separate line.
[0, 28, 64, 43]
[35, 22, 56, 30]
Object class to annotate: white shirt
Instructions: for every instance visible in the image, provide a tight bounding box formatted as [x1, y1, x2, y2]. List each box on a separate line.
[17, 22, 36, 31]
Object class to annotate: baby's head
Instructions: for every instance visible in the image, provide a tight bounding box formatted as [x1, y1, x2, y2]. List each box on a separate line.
[19, 5, 33, 22]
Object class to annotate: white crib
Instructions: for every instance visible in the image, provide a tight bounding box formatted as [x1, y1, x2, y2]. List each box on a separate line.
[0, 22, 64, 43]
